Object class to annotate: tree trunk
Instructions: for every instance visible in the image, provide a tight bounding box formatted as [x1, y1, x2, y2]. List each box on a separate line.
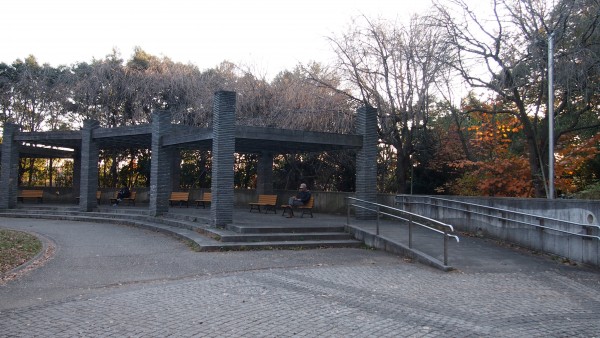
[519, 112, 547, 197]
[395, 153, 410, 194]
[451, 109, 472, 161]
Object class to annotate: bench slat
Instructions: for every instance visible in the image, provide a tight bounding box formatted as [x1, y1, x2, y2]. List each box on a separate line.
[18, 190, 43, 203]
[195, 192, 211, 208]
[169, 192, 190, 207]
[281, 196, 314, 218]
[110, 191, 137, 206]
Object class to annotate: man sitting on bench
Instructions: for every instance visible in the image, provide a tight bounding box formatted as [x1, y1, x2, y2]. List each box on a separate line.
[113, 185, 130, 206]
[286, 183, 311, 218]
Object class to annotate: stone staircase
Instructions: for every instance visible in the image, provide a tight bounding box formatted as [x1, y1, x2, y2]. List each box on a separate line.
[0, 205, 363, 251]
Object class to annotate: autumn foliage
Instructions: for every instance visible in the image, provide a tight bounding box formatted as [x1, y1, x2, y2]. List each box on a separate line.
[434, 105, 600, 197]
[441, 112, 534, 197]
[554, 133, 600, 194]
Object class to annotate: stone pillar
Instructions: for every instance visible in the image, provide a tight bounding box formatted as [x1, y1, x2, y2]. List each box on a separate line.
[149, 110, 173, 216]
[211, 91, 236, 226]
[0, 123, 20, 209]
[256, 151, 274, 195]
[79, 120, 100, 211]
[355, 105, 378, 219]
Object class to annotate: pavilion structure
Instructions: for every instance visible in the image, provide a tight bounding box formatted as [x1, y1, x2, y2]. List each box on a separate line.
[0, 91, 377, 226]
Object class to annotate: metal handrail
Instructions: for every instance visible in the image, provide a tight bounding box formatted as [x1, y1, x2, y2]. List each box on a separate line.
[346, 197, 459, 266]
[397, 196, 600, 241]
[429, 196, 600, 230]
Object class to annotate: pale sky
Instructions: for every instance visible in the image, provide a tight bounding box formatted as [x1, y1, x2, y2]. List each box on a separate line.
[2, 0, 433, 78]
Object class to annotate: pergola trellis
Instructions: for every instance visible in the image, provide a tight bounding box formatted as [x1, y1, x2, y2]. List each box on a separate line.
[0, 91, 378, 225]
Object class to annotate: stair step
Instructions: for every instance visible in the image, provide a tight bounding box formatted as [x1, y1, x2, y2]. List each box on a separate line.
[161, 213, 210, 224]
[226, 224, 346, 234]
[0, 208, 363, 251]
[198, 239, 363, 251]
[219, 232, 354, 242]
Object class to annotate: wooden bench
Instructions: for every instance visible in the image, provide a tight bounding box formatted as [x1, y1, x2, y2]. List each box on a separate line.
[169, 192, 190, 207]
[18, 190, 43, 203]
[281, 196, 314, 218]
[76, 191, 101, 204]
[195, 192, 211, 208]
[249, 194, 278, 214]
[109, 191, 137, 206]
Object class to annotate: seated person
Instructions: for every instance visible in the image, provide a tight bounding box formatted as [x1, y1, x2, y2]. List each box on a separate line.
[286, 183, 311, 217]
[288, 183, 311, 206]
[113, 186, 131, 206]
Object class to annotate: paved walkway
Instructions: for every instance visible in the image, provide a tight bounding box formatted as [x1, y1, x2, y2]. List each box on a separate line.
[1, 207, 599, 337]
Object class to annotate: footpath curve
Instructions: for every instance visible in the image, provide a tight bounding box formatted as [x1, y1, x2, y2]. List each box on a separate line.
[1, 216, 599, 337]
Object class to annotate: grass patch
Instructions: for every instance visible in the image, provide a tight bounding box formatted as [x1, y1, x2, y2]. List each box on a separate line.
[0, 229, 42, 274]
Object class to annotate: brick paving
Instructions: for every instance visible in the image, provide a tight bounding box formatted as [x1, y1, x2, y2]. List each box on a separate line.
[1, 216, 600, 337]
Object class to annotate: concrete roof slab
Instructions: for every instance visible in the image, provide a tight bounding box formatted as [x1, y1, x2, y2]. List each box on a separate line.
[8, 123, 363, 156]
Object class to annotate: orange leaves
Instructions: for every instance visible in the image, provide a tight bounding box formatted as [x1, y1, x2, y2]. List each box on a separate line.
[441, 111, 533, 197]
[469, 114, 522, 149]
[554, 132, 600, 194]
[474, 157, 532, 197]
[445, 156, 533, 197]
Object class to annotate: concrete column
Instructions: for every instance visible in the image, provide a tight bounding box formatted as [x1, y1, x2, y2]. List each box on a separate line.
[355, 105, 378, 219]
[0, 123, 20, 209]
[149, 111, 173, 216]
[79, 120, 100, 211]
[256, 151, 274, 194]
[211, 91, 236, 226]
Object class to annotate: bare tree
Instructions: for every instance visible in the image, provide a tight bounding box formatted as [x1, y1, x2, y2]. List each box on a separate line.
[434, 0, 600, 197]
[267, 64, 354, 132]
[312, 15, 450, 193]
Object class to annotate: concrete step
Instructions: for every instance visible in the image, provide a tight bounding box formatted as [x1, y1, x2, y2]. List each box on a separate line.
[198, 239, 364, 251]
[4, 209, 205, 229]
[0, 209, 363, 251]
[160, 212, 210, 223]
[219, 232, 355, 242]
[226, 224, 346, 234]
[12, 206, 150, 216]
[0, 210, 220, 248]
[14, 205, 80, 212]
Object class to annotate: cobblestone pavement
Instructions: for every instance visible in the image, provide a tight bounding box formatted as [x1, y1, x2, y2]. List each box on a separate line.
[1, 217, 600, 337]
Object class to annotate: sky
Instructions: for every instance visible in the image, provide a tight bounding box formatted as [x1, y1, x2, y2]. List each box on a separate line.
[2, 0, 433, 79]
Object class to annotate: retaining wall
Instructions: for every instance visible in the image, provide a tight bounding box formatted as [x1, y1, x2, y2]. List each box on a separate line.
[396, 195, 600, 268]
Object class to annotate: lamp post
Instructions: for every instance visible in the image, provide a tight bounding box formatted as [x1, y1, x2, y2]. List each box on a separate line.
[548, 32, 555, 199]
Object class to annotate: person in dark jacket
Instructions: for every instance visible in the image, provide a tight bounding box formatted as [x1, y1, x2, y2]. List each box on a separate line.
[113, 186, 131, 206]
[288, 183, 311, 206]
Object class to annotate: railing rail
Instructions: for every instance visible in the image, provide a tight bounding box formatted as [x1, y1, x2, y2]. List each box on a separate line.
[346, 197, 459, 266]
[397, 195, 600, 241]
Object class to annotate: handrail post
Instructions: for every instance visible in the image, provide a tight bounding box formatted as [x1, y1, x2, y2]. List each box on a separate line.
[346, 198, 350, 226]
[376, 205, 380, 236]
[443, 229, 448, 266]
[408, 214, 413, 249]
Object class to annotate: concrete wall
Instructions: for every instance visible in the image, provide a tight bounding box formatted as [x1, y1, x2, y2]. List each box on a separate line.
[17, 187, 398, 216]
[396, 195, 600, 268]
[21, 187, 397, 213]
[19, 187, 598, 266]
[225, 189, 355, 214]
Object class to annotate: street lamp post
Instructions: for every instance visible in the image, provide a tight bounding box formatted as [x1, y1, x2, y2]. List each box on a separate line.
[548, 32, 555, 199]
